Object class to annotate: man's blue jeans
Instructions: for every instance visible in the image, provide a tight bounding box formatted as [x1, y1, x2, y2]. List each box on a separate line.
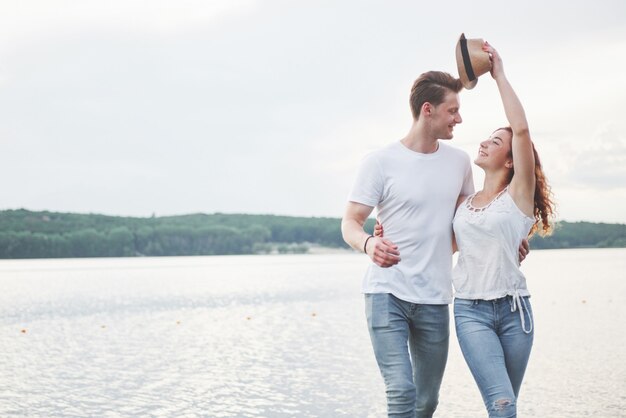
[454, 296, 534, 418]
[365, 293, 449, 418]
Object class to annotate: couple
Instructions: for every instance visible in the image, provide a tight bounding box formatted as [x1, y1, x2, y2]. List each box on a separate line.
[341, 39, 554, 417]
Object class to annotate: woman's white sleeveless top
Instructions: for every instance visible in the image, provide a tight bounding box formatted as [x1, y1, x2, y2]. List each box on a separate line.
[453, 188, 535, 300]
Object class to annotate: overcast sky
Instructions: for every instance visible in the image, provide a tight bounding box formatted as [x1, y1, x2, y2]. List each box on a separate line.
[1, 0, 625, 223]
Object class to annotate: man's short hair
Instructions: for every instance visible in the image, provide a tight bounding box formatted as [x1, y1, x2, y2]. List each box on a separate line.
[410, 71, 463, 120]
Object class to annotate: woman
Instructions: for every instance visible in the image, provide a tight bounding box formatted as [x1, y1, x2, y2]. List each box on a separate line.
[375, 42, 555, 417]
[451, 41, 555, 417]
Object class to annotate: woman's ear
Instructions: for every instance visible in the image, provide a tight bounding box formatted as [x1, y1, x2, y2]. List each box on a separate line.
[505, 159, 513, 169]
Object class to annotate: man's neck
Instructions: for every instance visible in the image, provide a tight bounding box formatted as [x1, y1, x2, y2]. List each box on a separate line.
[400, 122, 439, 154]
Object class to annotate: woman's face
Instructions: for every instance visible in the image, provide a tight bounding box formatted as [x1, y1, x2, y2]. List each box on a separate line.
[474, 129, 513, 170]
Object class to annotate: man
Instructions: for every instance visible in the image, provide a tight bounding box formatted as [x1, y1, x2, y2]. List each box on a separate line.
[341, 71, 473, 417]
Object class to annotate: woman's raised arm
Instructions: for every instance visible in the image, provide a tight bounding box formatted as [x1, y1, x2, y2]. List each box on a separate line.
[485, 42, 536, 213]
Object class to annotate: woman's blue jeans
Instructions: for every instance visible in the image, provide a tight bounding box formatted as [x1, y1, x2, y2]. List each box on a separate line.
[365, 293, 449, 418]
[454, 296, 534, 418]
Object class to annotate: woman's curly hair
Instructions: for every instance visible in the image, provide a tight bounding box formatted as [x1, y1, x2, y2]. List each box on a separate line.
[500, 127, 556, 237]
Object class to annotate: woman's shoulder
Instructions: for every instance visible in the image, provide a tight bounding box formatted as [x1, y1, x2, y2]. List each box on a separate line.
[506, 185, 535, 219]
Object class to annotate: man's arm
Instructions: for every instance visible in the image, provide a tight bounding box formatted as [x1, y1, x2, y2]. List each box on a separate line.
[341, 201, 400, 268]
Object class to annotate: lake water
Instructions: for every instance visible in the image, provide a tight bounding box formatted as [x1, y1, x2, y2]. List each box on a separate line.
[1, 249, 625, 417]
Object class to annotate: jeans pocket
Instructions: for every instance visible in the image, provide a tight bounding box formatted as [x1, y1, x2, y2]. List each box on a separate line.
[365, 293, 390, 328]
[454, 298, 475, 307]
[453, 298, 476, 319]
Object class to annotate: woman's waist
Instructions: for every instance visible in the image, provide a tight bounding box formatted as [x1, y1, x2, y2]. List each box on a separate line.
[453, 287, 530, 301]
[452, 260, 528, 294]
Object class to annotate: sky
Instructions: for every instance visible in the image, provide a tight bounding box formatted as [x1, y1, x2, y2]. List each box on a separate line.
[1, 0, 625, 223]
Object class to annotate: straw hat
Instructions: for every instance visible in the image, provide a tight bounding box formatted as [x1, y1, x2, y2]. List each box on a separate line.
[455, 33, 492, 89]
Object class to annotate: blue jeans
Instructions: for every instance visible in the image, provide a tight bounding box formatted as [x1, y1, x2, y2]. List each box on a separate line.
[454, 296, 534, 418]
[365, 293, 449, 418]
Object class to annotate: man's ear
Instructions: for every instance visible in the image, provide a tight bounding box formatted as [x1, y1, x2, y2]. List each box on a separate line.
[422, 102, 432, 116]
[505, 159, 514, 169]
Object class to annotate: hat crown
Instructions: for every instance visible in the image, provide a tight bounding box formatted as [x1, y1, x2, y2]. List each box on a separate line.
[455, 33, 492, 89]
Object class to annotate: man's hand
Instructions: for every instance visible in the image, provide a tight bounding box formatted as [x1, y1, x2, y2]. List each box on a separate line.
[518, 238, 530, 264]
[366, 236, 400, 267]
[374, 219, 384, 238]
[341, 203, 400, 267]
[371, 219, 399, 267]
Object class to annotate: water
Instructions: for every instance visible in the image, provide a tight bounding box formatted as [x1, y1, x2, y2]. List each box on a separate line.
[1, 249, 625, 417]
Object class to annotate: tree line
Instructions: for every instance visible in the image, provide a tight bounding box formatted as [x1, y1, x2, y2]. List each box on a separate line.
[0, 209, 372, 258]
[0, 209, 624, 259]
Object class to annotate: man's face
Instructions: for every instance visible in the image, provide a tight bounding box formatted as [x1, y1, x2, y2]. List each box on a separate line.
[430, 92, 462, 140]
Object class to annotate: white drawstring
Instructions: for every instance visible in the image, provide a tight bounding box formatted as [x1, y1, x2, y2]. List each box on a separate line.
[510, 291, 533, 334]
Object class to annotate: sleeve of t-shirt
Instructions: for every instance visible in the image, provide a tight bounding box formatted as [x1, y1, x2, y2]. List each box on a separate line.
[461, 155, 475, 196]
[347, 153, 384, 208]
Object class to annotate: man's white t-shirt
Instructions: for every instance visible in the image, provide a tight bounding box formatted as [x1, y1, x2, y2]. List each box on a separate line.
[349, 141, 474, 304]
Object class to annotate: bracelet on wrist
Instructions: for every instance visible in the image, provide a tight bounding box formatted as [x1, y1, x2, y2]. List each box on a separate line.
[363, 235, 374, 254]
